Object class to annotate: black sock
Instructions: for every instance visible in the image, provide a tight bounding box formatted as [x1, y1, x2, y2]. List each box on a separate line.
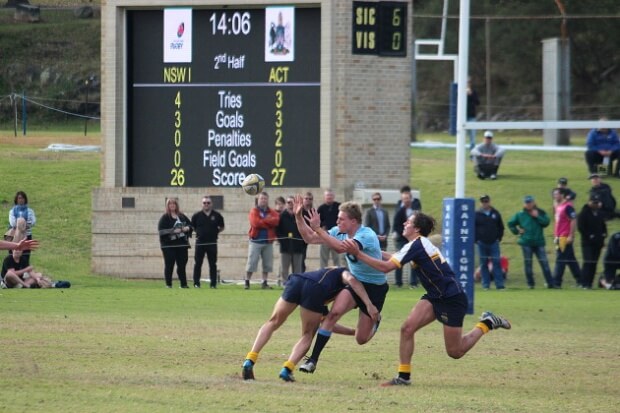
[309, 330, 331, 362]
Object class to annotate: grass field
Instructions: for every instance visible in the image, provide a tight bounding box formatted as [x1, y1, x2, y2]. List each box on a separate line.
[0, 131, 618, 413]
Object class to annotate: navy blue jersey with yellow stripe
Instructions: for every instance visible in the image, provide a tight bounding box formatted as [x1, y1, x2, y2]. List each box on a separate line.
[390, 236, 463, 298]
[297, 267, 348, 302]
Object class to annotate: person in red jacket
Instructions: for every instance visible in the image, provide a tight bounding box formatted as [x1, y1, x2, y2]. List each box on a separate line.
[245, 192, 280, 290]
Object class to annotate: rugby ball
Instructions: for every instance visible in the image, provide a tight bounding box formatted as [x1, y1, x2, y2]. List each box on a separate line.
[241, 173, 265, 196]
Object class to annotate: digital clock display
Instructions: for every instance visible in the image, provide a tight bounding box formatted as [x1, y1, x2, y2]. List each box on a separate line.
[126, 7, 320, 188]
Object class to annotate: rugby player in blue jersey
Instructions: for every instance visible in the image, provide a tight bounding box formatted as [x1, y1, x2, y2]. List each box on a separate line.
[294, 194, 389, 375]
[343, 212, 511, 386]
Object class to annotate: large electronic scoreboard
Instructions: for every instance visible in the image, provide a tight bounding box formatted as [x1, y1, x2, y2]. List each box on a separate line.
[126, 6, 320, 187]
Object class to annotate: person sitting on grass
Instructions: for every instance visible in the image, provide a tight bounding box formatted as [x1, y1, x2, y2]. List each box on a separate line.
[1, 249, 70, 289]
[470, 130, 505, 180]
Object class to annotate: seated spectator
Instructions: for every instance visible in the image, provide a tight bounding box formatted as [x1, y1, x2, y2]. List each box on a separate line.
[1, 250, 69, 289]
[584, 118, 620, 176]
[588, 173, 617, 220]
[470, 130, 505, 180]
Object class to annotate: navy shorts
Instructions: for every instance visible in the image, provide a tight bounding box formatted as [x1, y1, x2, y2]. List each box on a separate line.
[346, 281, 389, 317]
[281, 274, 328, 314]
[422, 292, 468, 327]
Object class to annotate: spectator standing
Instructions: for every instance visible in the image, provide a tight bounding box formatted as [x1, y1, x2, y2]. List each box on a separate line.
[466, 76, 481, 150]
[276, 196, 306, 285]
[317, 189, 341, 267]
[601, 232, 620, 290]
[157, 197, 192, 288]
[584, 118, 620, 176]
[588, 173, 617, 220]
[577, 194, 607, 289]
[364, 192, 391, 251]
[8, 191, 36, 265]
[392, 191, 421, 287]
[272, 196, 286, 281]
[551, 188, 582, 288]
[274, 196, 286, 213]
[245, 192, 280, 290]
[507, 196, 555, 289]
[470, 131, 505, 180]
[191, 196, 225, 289]
[551, 177, 577, 205]
[474, 195, 505, 290]
[300, 192, 314, 271]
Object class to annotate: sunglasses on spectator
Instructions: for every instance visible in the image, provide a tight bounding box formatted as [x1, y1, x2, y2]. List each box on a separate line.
[203, 201, 211, 205]
[372, 198, 381, 201]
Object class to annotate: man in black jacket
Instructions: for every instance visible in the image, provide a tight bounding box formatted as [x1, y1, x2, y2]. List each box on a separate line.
[588, 173, 617, 220]
[474, 195, 505, 290]
[577, 194, 607, 289]
[191, 196, 225, 288]
[276, 196, 307, 285]
[392, 190, 421, 287]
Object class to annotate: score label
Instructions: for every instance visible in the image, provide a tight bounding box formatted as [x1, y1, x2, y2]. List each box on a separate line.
[352, 1, 407, 57]
[127, 7, 320, 188]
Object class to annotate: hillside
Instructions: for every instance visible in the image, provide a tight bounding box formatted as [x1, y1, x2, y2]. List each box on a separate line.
[0, 3, 100, 126]
[1, 1, 618, 130]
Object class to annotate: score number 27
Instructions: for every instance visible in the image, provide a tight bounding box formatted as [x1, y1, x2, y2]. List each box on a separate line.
[271, 90, 286, 186]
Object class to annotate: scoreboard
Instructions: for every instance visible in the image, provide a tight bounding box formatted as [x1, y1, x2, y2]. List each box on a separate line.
[126, 7, 320, 187]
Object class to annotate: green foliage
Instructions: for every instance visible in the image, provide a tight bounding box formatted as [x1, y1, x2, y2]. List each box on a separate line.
[413, 0, 620, 127]
[0, 8, 100, 124]
[0, 131, 618, 412]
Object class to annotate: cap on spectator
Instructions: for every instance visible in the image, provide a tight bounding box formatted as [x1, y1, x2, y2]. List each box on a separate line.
[523, 195, 535, 203]
[558, 177, 568, 185]
[588, 173, 601, 179]
[589, 194, 601, 202]
[484, 130, 494, 138]
[479, 194, 490, 202]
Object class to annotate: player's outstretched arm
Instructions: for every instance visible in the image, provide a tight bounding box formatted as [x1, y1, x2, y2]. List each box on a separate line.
[342, 239, 397, 273]
[0, 239, 39, 251]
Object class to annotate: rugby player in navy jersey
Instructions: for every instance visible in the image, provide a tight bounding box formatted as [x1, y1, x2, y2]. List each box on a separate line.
[241, 267, 378, 382]
[343, 212, 511, 386]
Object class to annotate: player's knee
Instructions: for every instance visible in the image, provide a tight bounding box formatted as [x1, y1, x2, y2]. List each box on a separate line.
[400, 322, 416, 337]
[355, 335, 370, 345]
[326, 309, 343, 321]
[446, 348, 465, 359]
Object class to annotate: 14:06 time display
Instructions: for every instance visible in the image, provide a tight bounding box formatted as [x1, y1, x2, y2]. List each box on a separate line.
[209, 12, 251, 35]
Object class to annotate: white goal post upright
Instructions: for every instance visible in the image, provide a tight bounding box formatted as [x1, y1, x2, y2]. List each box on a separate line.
[455, 0, 471, 198]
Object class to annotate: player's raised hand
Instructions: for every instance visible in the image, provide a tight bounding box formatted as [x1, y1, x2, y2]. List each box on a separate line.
[293, 194, 304, 216]
[307, 208, 321, 231]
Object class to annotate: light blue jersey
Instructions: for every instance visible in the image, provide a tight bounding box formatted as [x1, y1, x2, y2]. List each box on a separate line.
[328, 226, 387, 285]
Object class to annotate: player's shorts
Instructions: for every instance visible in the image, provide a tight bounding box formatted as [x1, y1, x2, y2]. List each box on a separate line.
[422, 292, 468, 327]
[281, 274, 328, 314]
[346, 281, 389, 317]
